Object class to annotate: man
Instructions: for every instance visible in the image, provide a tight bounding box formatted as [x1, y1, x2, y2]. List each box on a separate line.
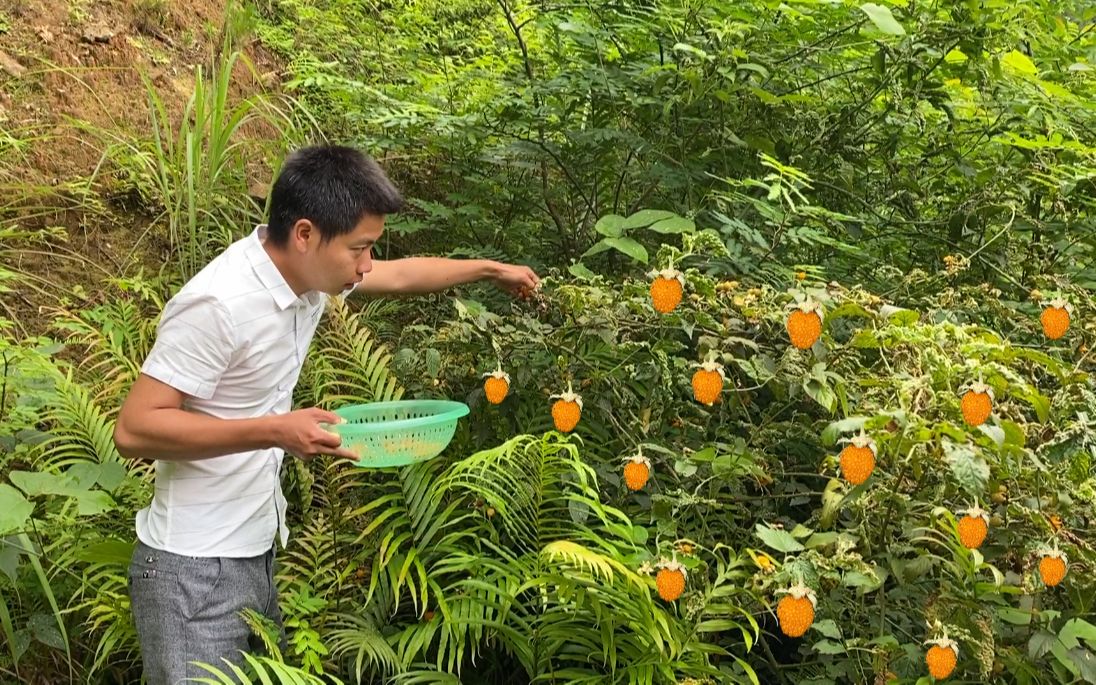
[113, 144, 538, 683]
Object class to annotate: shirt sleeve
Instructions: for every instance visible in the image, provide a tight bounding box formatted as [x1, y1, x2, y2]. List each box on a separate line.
[141, 293, 237, 399]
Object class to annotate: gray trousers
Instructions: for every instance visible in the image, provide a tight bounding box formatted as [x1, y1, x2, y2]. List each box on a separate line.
[128, 540, 285, 684]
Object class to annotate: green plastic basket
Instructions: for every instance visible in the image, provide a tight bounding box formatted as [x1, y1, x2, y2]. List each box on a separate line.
[331, 400, 469, 468]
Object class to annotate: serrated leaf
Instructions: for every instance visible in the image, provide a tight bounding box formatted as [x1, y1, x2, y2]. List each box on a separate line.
[944, 440, 990, 496]
[812, 619, 842, 640]
[602, 236, 648, 264]
[620, 209, 675, 229]
[755, 523, 804, 553]
[860, 3, 906, 35]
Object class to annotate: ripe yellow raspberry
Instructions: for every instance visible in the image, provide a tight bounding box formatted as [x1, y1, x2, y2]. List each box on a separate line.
[549, 383, 583, 433]
[482, 367, 510, 405]
[1040, 298, 1072, 340]
[957, 507, 988, 549]
[776, 583, 816, 638]
[654, 559, 687, 601]
[622, 453, 651, 491]
[1037, 549, 1068, 587]
[838, 432, 876, 486]
[959, 380, 993, 427]
[691, 356, 725, 405]
[786, 300, 823, 350]
[649, 268, 684, 314]
[924, 638, 958, 680]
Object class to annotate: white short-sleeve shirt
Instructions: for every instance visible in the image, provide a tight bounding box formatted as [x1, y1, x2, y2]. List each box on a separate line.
[135, 225, 352, 557]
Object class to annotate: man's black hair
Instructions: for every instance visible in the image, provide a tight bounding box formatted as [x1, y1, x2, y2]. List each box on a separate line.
[265, 145, 403, 246]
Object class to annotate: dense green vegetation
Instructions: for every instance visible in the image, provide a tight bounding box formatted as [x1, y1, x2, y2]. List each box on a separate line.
[2, 0, 1095, 683]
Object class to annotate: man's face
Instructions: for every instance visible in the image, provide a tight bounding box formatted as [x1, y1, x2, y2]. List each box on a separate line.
[313, 214, 385, 295]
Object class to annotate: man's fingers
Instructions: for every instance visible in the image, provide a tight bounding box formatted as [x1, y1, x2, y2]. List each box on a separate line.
[314, 429, 342, 449]
[333, 447, 359, 461]
[312, 408, 341, 424]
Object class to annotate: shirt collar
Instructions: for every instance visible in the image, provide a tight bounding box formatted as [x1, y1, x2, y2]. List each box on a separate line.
[245, 225, 320, 310]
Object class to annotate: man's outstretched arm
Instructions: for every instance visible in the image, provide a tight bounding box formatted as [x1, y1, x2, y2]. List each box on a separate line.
[353, 258, 539, 297]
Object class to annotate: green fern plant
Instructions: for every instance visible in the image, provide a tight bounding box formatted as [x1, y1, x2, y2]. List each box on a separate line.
[190, 651, 346, 685]
[297, 296, 405, 409]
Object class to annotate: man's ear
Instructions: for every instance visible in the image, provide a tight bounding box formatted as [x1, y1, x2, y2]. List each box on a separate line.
[290, 219, 317, 252]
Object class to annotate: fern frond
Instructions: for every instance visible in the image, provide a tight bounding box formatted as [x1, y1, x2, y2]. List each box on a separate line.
[190, 652, 345, 684]
[441, 434, 592, 553]
[326, 613, 401, 679]
[38, 370, 125, 471]
[299, 296, 404, 409]
[541, 540, 648, 592]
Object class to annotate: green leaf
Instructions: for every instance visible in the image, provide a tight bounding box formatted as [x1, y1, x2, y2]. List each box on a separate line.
[813, 639, 846, 655]
[1028, 391, 1051, 423]
[567, 262, 597, 280]
[581, 239, 614, 259]
[826, 302, 874, 320]
[674, 459, 698, 477]
[803, 378, 837, 413]
[944, 440, 990, 496]
[646, 217, 695, 234]
[594, 214, 625, 238]
[1060, 619, 1096, 649]
[620, 210, 675, 229]
[812, 619, 843, 640]
[1000, 420, 1026, 447]
[818, 480, 844, 529]
[979, 425, 1005, 447]
[821, 416, 868, 447]
[859, 3, 905, 36]
[74, 491, 115, 516]
[1002, 50, 1038, 76]
[755, 523, 804, 553]
[843, 570, 882, 591]
[881, 306, 920, 325]
[29, 614, 66, 651]
[1028, 630, 1058, 659]
[9, 471, 67, 497]
[74, 539, 135, 566]
[602, 237, 648, 264]
[998, 606, 1033, 625]
[0, 486, 33, 535]
[97, 462, 127, 492]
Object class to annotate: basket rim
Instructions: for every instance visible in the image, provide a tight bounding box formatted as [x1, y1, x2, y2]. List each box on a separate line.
[332, 399, 469, 434]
